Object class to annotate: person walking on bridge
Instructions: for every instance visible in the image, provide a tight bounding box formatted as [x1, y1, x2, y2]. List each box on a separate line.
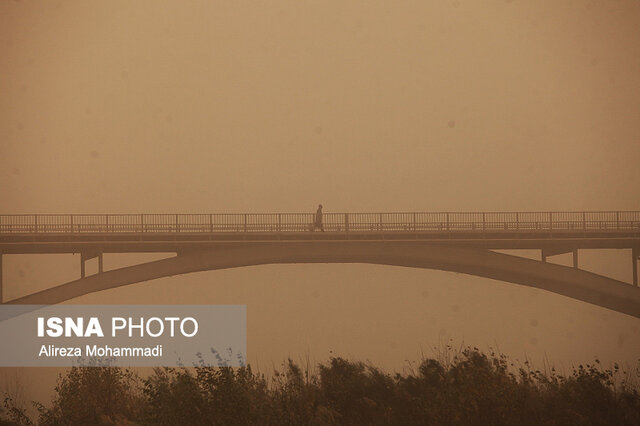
[314, 204, 324, 231]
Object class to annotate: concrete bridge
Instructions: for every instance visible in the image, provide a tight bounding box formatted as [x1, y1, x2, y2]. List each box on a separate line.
[1, 211, 639, 318]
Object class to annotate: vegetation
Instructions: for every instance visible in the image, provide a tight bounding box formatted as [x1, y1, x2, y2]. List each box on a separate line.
[1, 348, 639, 425]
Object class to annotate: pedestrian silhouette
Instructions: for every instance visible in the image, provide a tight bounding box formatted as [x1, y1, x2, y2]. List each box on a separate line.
[313, 204, 324, 231]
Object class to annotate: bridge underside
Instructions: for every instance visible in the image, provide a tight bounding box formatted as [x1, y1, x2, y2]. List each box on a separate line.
[4, 242, 640, 318]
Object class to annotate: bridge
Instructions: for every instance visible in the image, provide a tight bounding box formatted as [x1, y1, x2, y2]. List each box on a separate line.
[1, 211, 639, 317]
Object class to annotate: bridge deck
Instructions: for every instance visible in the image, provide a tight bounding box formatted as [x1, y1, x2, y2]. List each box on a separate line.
[2, 211, 639, 233]
[1, 212, 639, 253]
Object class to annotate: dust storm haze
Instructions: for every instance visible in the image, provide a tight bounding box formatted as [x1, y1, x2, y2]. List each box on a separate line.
[1, 0, 640, 405]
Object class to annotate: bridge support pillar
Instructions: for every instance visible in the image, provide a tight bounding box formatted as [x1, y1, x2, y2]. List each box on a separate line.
[633, 248, 639, 287]
[80, 252, 103, 279]
[542, 247, 576, 266]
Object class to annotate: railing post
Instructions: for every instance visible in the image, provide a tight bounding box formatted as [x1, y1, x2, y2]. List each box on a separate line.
[175, 214, 179, 233]
[482, 212, 485, 232]
[34, 214, 38, 233]
[516, 212, 519, 231]
[244, 214, 247, 232]
[70, 214, 73, 233]
[616, 211, 619, 230]
[345, 213, 349, 234]
[140, 214, 144, 233]
[105, 215, 108, 233]
[549, 212, 552, 231]
[210, 214, 213, 233]
[446, 212, 450, 232]
[583, 212, 586, 230]
[278, 214, 281, 232]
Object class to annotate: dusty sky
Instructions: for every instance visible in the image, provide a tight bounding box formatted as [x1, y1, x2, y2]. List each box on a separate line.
[1, 0, 640, 406]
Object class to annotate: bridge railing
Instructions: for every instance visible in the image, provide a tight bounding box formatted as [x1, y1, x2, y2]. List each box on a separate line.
[1, 212, 640, 234]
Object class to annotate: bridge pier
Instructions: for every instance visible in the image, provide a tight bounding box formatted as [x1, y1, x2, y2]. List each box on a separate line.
[80, 252, 103, 279]
[633, 248, 639, 287]
[541, 247, 577, 266]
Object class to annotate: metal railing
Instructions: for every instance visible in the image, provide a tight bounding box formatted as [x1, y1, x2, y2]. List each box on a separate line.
[1, 212, 640, 234]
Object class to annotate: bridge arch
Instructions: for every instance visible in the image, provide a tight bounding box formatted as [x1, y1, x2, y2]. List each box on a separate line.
[7, 242, 640, 318]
